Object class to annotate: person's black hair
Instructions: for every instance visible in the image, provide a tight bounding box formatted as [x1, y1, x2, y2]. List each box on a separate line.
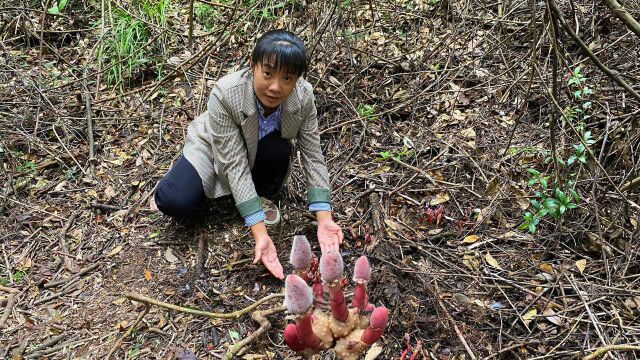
[251, 30, 307, 77]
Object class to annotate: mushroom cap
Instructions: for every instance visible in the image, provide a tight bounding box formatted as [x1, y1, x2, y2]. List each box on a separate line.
[353, 256, 371, 282]
[290, 235, 312, 271]
[369, 306, 389, 329]
[319, 250, 344, 283]
[284, 274, 313, 315]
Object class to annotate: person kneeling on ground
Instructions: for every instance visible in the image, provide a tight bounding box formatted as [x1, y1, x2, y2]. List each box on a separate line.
[151, 30, 343, 280]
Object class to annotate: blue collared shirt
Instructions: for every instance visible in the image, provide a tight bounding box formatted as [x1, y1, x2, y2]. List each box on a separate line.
[244, 100, 331, 226]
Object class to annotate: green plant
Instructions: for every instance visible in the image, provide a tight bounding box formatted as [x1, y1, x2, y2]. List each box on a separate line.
[48, 0, 69, 14]
[100, 10, 151, 86]
[519, 66, 594, 234]
[356, 104, 376, 119]
[16, 160, 36, 173]
[194, 3, 217, 29]
[138, 0, 170, 26]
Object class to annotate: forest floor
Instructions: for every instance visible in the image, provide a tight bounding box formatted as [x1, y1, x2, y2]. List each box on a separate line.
[2, 0, 640, 359]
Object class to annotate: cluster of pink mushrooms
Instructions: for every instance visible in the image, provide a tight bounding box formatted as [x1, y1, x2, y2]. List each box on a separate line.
[283, 235, 389, 359]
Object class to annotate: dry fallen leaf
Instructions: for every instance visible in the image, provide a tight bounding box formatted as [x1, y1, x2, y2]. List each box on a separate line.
[485, 252, 503, 270]
[463, 234, 480, 244]
[364, 343, 384, 360]
[144, 269, 152, 281]
[430, 192, 450, 205]
[165, 247, 180, 264]
[463, 254, 480, 271]
[575, 259, 587, 274]
[522, 308, 537, 327]
[539, 263, 554, 274]
[543, 307, 563, 326]
[108, 245, 122, 257]
[104, 185, 116, 200]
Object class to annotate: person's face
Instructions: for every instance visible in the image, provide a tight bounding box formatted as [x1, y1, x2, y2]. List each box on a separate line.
[251, 59, 299, 111]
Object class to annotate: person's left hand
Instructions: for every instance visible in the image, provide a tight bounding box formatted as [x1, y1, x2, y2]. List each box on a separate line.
[316, 212, 344, 254]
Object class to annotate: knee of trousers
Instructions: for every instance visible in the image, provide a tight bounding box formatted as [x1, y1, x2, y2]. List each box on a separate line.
[154, 180, 203, 217]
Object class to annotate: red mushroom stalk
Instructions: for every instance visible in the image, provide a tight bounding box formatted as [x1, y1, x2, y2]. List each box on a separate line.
[284, 275, 333, 353]
[333, 306, 390, 360]
[351, 256, 371, 311]
[320, 250, 348, 322]
[320, 250, 359, 338]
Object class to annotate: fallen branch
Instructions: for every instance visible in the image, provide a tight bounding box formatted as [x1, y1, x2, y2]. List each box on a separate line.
[124, 292, 283, 319]
[583, 344, 640, 360]
[106, 306, 150, 360]
[547, 0, 640, 102]
[44, 263, 100, 289]
[224, 305, 287, 359]
[0, 285, 17, 329]
[60, 210, 80, 272]
[600, 0, 640, 39]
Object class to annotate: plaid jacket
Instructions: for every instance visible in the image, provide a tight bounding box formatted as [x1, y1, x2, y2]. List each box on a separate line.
[183, 68, 331, 217]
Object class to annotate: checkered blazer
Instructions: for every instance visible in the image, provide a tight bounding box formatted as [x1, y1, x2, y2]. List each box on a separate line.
[183, 68, 331, 217]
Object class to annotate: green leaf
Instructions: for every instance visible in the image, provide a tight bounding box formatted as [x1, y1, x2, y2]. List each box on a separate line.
[574, 90, 582, 98]
[540, 177, 548, 189]
[531, 199, 541, 209]
[518, 222, 529, 230]
[567, 203, 578, 209]
[569, 189, 580, 202]
[59, 0, 69, 10]
[578, 155, 587, 164]
[567, 156, 576, 165]
[555, 189, 567, 203]
[559, 205, 566, 214]
[48, 5, 60, 14]
[528, 223, 536, 234]
[527, 168, 541, 176]
[229, 330, 240, 340]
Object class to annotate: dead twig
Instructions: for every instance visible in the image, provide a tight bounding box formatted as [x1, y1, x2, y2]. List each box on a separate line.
[106, 306, 150, 360]
[583, 344, 640, 360]
[0, 285, 18, 329]
[548, 0, 640, 102]
[124, 292, 283, 319]
[44, 263, 100, 289]
[224, 305, 287, 359]
[59, 210, 80, 272]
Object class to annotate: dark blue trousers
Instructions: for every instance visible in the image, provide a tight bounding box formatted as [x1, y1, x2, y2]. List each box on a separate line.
[155, 131, 291, 217]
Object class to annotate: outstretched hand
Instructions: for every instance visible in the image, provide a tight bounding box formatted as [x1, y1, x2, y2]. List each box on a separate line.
[316, 213, 344, 254]
[253, 233, 284, 280]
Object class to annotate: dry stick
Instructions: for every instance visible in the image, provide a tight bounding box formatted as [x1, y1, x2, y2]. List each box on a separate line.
[44, 263, 100, 289]
[142, 0, 243, 101]
[600, 0, 640, 39]
[106, 306, 149, 360]
[224, 306, 286, 359]
[432, 280, 478, 360]
[548, 0, 640, 102]
[60, 210, 80, 272]
[33, 277, 82, 305]
[195, 0, 235, 10]
[566, 274, 608, 348]
[0, 286, 17, 329]
[188, 0, 194, 47]
[620, 176, 640, 193]
[124, 292, 283, 319]
[365, 192, 385, 253]
[25, 333, 67, 355]
[24, 337, 93, 359]
[547, 0, 562, 185]
[583, 345, 640, 360]
[83, 84, 95, 177]
[502, 0, 538, 157]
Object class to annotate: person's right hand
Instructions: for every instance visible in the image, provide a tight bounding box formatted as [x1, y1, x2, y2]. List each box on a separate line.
[252, 230, 284, 280]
